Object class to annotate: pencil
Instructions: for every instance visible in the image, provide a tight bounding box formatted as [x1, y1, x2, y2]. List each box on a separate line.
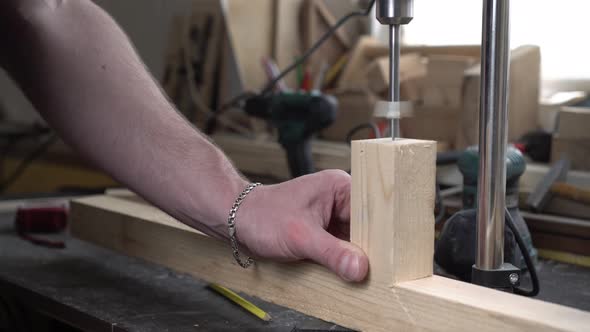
[209, 283, 272, 322]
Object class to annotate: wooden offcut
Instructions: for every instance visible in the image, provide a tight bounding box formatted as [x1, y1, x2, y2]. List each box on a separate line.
[552, 107, 590, 171]
[456, 45, 541, 149]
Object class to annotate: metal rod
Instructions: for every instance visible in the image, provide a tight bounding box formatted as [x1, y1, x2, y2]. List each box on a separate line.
[389, 24, 401, 139]
[476, 0, 511, 270]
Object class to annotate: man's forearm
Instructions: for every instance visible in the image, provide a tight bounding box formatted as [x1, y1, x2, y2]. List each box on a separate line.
[1, 0, 247, 238]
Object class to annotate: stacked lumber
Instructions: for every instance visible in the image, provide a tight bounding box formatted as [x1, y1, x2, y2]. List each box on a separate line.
[160, 3, 542, 181]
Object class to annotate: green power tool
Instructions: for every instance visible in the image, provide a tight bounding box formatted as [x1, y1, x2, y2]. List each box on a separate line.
[244, 91, 337, 178]
[435, 146, 538, 282]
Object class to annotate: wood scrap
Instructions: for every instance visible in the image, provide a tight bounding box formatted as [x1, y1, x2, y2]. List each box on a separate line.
[300, 0, 366, 76]
[539, 92, 587, 132]
[273, 0, 305, 88]
[422, 55, 476, 109]
[212, 133, 350, 180]
[223, 0, 274, 91]
[552, 107, 590, 171]
[366, 53, 426, 95]
[338, 36, 388, 89]
[456, 45, 541, 149]
[321, 88, 378, 141]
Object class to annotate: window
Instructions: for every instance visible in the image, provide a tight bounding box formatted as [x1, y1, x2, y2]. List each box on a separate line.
[378, 0, 590, 81]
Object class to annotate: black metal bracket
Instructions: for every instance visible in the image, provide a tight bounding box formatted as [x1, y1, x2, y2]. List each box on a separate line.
[472, 263, 522, 291]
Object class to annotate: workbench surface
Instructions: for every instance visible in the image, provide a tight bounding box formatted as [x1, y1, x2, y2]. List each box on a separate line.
[1, 203, 589, 331]
[0, 209, 349, 332]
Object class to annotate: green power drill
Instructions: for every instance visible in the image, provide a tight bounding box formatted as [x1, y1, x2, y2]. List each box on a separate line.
[244, 91, 337, 178]
[435, 146, 538, 282]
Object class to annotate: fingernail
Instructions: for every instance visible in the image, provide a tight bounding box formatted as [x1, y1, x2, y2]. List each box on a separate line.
[339, 253, 361, 282]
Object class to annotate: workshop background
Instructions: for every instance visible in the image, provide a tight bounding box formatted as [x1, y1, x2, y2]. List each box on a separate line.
[1, 0, 590, 331]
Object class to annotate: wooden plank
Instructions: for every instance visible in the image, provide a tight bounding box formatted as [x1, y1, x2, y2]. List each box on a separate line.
[211, 133, 350, 179]
[320, 88, 378, 141]
[557, 107, 590, 140]
[351, 139, 437, 285]
[520, 163, 590, 193]
[366, 54, 426, 95]
[301, 0, 352, 75]
[552, 138, 590, 172]
[273, 0, 304, 88]
[456, 45, 541, 149]
[402, 45, 481, 58]
[338, 36, 388, 89]
[222, 0, 274, 91]
[70, 194, 590, 332]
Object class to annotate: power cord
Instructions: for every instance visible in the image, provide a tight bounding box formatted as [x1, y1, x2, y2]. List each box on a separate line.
[435, 184, 446, 224]
[505, 207, 540, 297]
[259, 0, 377, 96]
[345, 122, 381, 144]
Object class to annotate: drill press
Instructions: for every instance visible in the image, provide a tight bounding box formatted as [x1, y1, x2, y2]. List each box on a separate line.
[375, 0, 413, 139]
[375, 0, 538, 294]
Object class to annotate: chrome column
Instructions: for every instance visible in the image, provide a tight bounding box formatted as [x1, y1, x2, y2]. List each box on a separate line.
[476, 0, 511, 270]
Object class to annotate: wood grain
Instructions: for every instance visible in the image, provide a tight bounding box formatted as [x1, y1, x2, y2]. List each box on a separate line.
[351, 139, 437, 286]
[212, 133, 350, 179]
[70, 194, 590, 332]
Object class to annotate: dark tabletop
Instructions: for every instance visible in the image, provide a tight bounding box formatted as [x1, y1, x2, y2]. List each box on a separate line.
[0, 208, 349, 332]
[1, 202, 589, 332]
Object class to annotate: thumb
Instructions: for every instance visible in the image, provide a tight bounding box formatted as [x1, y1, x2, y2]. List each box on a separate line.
[304, 227, 369, 282]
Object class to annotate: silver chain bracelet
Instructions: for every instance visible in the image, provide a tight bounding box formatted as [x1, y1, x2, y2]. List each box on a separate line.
[228, 182, 261, 268]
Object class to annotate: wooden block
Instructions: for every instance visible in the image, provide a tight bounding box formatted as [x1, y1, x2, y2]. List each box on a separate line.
[70, 194, 590, 332]
[422, 55, 475, 108]
[552, 137, 590, 171]
[456, 45, 541, 149]
[223, 0, 274, 91]
[338, 36, 388, 88]
[425, 55, 476, 86]
[366, 54, 426, 95]
[557, 107, 590, 139]
[273, 0, 304, 88]
[422, 86, 464, 109]
[401, 106, 461, 147]
[402, 45, 481, 58]
[539, 92, 587, 133]
[351, 139, 436, 285]
[302, 0, 362, 76]
[321, 88, 378, 141]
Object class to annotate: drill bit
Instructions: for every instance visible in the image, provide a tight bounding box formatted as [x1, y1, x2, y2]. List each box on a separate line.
[376, 0, 413, 139]
[389, 24, 401, 140]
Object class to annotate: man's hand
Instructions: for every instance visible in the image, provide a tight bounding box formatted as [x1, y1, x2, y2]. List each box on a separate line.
[0, 0, 368, 282]
[238, 170, 369, 282]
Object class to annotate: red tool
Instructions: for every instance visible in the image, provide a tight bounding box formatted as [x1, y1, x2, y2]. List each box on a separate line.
[15, 203, 68, 249]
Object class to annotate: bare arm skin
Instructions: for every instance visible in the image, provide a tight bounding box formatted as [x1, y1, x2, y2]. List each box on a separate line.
[0, 0, 368, 282]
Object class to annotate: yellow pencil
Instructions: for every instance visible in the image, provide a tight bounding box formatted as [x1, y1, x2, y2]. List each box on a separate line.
[209, 284, 272, 322]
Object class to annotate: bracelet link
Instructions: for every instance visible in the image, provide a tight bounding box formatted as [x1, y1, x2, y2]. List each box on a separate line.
[227, 182, 261, 269]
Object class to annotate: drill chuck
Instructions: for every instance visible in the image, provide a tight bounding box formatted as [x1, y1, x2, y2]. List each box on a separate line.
[376, 0, 414, 25]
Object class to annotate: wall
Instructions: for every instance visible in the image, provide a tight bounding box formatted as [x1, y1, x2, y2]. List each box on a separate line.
[0, 0, 193, 124]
